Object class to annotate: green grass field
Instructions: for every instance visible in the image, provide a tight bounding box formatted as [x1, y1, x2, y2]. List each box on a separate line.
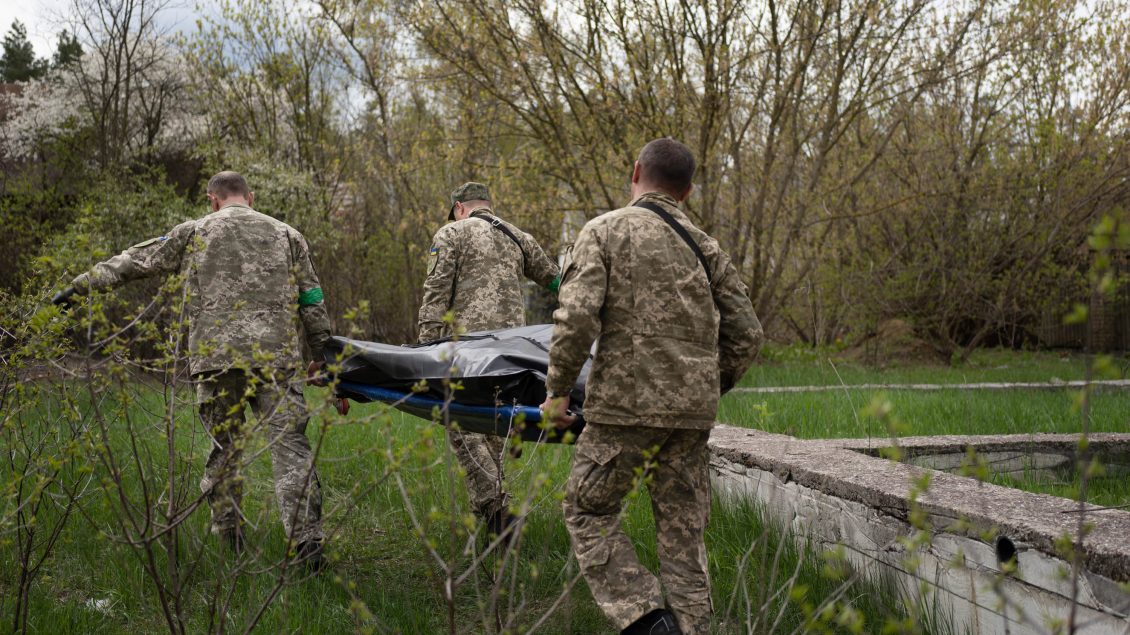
[989, 471, 1130, 509]
[744, 345, 1117, 387]
[726, 346, 1130, 509]
[4, 347, 1127, 634]
[718, 388, 1130, 439]
[1, 384, 908, 634]
[718, 387, 1130, 508]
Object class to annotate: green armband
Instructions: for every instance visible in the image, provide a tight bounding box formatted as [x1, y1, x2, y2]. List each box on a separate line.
[298, 287, 324, 306]
[547, 275, 561, 294]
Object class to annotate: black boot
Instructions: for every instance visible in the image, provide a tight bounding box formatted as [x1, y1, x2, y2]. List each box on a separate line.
[294, 540, 326, 573]
[621, 609, 683, 635]
[485, 509, 516, 546]
[221, 527, 244, 556]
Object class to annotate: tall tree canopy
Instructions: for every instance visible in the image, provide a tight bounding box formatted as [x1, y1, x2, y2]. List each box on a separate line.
[1, 0, 1128, 353]
[52, 30, 82, 69]
[0, 21, 47, 82]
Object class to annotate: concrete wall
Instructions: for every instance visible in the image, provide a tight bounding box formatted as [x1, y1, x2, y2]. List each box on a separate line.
[708, 427, 1130, 634]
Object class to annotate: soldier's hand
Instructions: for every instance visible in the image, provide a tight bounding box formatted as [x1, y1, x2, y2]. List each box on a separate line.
[307, 361, 327, 387]
[51, 286, 78, 311]
[539, 394, 576, 429]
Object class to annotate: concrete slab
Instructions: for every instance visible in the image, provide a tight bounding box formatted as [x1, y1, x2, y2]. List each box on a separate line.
[708, 426, 1130, 634]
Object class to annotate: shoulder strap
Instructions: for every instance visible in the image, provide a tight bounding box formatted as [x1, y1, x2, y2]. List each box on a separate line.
[635, 202, 712, 283]
[473, 214, 527, 268]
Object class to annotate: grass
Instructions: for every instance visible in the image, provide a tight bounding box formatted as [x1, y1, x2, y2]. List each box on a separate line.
[718, 388, 1130, 439]
[989, 470, 1130, 510]
[6, 347, 1128, 634]
[724, 346, 1130, 510]
[1, 380, 914, 635]
[744, 345, 1125, 387]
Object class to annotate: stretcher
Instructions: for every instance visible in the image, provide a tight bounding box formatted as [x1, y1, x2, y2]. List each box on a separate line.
[325, 324, 587, 442]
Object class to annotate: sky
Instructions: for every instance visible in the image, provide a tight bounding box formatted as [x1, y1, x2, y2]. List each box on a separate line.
[1, 0, 70, 57]
[1, 0, 203, 58]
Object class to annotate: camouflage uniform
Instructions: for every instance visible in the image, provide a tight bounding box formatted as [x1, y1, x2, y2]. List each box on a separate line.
[546, 192, 763, 634]
[417, 183, 559, 519]
[70, 202, 331, 543]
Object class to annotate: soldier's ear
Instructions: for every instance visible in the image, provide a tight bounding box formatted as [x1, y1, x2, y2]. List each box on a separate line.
[247, 191, 255, 207]
[631, 161, 642, 184]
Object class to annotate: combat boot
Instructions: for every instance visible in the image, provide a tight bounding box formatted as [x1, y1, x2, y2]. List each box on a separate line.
[620, 609, 683, 635]
[294, 540, 326, 573]
[221, 526, 244, 556]
[486, 508, 517, 547]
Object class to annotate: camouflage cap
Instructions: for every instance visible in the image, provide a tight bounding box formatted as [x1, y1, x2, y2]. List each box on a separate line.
[449, 182, 492, 220]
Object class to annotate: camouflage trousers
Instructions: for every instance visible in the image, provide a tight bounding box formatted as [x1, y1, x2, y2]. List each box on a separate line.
[197, 369, 324, 544]
[564, 422, 712, 635]
[447, 427, 509, 519]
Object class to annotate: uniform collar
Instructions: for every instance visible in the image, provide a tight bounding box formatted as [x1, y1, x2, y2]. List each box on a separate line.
[631, 191, 679, 209]
[629, 191, 695, 224]
[217, 202, 253, 213]
[468, 207, 494, 218]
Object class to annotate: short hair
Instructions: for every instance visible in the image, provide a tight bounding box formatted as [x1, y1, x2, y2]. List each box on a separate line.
[637, 138, 696, 193]
[207, 171, 251, 199]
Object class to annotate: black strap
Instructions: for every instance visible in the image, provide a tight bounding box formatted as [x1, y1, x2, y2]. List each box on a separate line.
[473, 214, 527, 268]
[635, 202, 712, 283]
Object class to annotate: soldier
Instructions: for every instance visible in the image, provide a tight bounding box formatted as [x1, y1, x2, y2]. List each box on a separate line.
[541, 139, 763, 635]
[52, 171, 332, 570]
[417, 181, 560, 536]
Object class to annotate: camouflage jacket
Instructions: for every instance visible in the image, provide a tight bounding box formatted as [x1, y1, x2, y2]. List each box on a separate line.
[546, 192, 763, 429]
[71, 203, 332, 375]
[417, 207, 559, 342]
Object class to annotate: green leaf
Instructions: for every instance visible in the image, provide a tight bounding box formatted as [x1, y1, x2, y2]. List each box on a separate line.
[1063, 303, 1089, 325]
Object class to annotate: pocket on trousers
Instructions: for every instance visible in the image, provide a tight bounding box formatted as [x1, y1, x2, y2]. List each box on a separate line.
[571, 439, 628, 514]
[574, 539, 610, 570]
[577, 438, 620, 467]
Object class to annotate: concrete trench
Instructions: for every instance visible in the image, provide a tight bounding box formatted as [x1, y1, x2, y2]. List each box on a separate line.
[707, 427, 1130, 635]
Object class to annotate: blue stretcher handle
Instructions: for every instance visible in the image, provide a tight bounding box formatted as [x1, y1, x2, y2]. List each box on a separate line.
[337, 380, 544, 423]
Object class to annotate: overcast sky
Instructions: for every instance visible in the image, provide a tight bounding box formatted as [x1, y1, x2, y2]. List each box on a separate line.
[1, 0, 70, 57]
[1, 0, 202, 59]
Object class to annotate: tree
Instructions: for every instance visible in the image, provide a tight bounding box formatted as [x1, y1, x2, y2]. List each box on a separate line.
[60, 0, 192, 167]
[834, 0, 1130, 361]
[52, 30, 82, 69]
[395, 0, 986, 338]
[0, 21, 47, 82]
